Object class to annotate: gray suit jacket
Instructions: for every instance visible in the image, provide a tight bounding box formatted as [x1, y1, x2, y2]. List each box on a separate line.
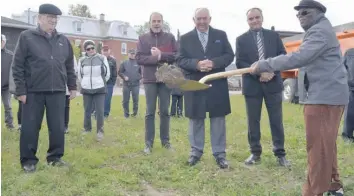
[256, 15, 349, 105]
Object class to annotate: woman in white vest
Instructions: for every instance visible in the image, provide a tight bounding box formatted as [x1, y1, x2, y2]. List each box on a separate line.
[78, 40, 110, 140]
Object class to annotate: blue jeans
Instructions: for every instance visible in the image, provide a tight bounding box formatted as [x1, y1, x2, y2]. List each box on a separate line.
[104, 84, 114, 117]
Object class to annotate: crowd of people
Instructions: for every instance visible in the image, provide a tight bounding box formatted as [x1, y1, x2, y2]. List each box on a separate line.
[1, 0, 354, 195]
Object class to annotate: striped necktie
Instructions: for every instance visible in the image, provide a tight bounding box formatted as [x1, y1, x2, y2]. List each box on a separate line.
[200, 32, 207, 51]
[256, 32, 265, 60]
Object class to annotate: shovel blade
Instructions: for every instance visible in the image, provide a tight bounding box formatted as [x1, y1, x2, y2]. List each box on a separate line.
[178, 80, 210, 91]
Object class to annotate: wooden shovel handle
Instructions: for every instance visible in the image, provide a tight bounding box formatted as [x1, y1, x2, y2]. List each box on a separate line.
[199, 68, 253, 84]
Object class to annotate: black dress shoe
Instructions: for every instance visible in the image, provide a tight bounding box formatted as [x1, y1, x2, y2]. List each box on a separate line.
[277, 156, 291, 167]
[48, 159, 68, 167]
[187, 156, 200, 166]
[245, 154, 261, 165]
[216, 158, 229, 169]
[22, 164, 36, 173]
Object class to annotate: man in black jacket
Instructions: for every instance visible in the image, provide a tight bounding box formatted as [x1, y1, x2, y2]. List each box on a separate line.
[118, 49, 141, 118]
[176, 8, 234, 169]
[1, 34, 15, 130]
[12, 4, 77, 172]
[102, 46, 117, 118]
[342, 48, 354, 142]
[235, 7, 289, 167]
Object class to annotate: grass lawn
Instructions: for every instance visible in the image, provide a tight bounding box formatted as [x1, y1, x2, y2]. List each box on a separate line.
[1, 95, 354, 196]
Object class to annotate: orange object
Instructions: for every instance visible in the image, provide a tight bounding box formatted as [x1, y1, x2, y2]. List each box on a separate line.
[281, 30, 354, 79]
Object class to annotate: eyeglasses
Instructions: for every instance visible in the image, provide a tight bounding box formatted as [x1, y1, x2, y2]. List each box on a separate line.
[296, 10, 310, 18]
[86, 47, 95, 51]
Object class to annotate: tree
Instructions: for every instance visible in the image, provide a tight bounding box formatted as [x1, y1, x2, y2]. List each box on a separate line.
[68, 4, 96, 18]
[71, 41, 81, 61]
[135, 21, 171, 36]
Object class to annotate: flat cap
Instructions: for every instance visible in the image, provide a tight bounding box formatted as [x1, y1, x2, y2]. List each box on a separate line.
[39, 3, 62, 15]
[294, 0, 327, 13]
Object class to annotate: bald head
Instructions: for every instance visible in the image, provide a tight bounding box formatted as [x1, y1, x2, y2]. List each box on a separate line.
[193, 8, 211, 32]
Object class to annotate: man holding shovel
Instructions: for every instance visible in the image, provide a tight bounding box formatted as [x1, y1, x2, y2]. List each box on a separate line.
[250, 1, 348, 195]
[176, 8, 234, 169]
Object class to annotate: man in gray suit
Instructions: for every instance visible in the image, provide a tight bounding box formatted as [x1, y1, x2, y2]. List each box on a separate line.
[251, 1, 348, 195]
[176, 8, 234, 169]
[235, 8, 289, 167]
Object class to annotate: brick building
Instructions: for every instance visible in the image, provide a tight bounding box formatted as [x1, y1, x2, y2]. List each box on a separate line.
[11, 10, 139, 65]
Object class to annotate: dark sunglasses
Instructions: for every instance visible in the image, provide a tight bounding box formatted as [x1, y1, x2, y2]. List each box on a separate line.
[86, 47, 95, 51]
[296, 10, 310, 18]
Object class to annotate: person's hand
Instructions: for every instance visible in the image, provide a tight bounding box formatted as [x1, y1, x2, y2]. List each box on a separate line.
[151, 47, 161, 57]
[197, 59, 213, 72]
[259, 72, 275, 82]
[18, 95, 26, 104]
[124, 76, 129, 81]
[69, 90, 77, 100]
[250, 61, 259, 74]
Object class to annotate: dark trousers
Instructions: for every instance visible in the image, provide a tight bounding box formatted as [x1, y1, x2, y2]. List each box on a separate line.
[170, 95, 183, 116]
[144, 83, 171, 147]
[20, 92, 66, 166]
[245, 92, 286, 157]
[65, 95, 70, 129]
[104, 84, 114, 117]
[342, 91, 354, 138]
[1, 90, 13, 127]
[18, 100, 22, 125]
[83, 93, 105, 133]
[122, 84, 140, 116]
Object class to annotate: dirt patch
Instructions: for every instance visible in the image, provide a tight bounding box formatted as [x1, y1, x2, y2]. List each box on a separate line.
[141, 180, 178, 196]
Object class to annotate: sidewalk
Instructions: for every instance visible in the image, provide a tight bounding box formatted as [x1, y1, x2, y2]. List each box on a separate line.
[76, 87, 241, 96]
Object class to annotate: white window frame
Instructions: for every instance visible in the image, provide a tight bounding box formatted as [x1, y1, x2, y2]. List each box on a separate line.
[121, 42, 127, 54]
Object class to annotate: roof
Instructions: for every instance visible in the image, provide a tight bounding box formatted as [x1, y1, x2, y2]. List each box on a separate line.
[1, 16, 35, 29]
[282, 21, 354, 43]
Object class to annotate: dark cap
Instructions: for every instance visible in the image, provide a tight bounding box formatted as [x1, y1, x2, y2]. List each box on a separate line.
[39, 4, 62, 15]
[102, 45, 109, 50]
[129, 49, 136, 54]
[294, 0, 327, 13]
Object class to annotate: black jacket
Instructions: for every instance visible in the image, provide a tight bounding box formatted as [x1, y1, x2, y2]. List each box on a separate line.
[176, 27, 234, 119]
[235, 28, 286, 96]
[12, 27, 77, 96]
[106, 55, 117, 85]
[344, 48, 354, 91]
[1, 48, 13, 91]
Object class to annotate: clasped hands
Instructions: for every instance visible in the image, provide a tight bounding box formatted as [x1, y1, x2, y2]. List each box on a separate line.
[151, 47, 161, 60]
[250, 61, 274, 82]
[197, 59, 214, 72]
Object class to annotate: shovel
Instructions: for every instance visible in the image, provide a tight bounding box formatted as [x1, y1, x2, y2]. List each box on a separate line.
[178, 67, 253, 91]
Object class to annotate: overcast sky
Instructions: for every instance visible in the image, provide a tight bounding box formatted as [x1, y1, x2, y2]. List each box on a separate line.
[1, 0, 353, 50]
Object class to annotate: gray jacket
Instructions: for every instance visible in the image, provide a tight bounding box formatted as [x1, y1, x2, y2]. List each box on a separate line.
[118, 59, 141, 86]
[256, 15, 349, 105]
[343, 48, 354, 91]
[1, 48, 13, 91]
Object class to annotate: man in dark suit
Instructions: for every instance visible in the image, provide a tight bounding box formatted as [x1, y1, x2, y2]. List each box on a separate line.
[235, 7, 290, 167]
[176, 8, 234, 169]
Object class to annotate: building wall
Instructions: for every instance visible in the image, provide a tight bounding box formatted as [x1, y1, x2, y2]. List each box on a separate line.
[1, 27, 27, 51]
[67, 37, 137, 64]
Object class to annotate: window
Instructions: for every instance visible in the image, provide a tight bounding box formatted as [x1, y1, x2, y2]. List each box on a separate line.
[73, 21, 82, 32]
[121, 43, 127, 54]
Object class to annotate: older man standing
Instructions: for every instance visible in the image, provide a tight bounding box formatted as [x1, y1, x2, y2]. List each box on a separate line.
[251, 1, 348, 195]
[12, 4, 77, 172]
[342, 48, 354, 143]
[1, 34, 15, 130]
[136, 12, 177, 154]
[176, 8, 234, 169]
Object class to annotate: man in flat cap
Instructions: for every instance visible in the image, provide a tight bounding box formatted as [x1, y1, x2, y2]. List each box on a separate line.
[12, 3, 77, 172]
[250, 0, 346, 195]
[1, 34, 15, 130]
[118, 49, 141, 118]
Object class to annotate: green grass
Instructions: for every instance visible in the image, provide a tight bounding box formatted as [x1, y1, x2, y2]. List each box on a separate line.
[2, 95, 354, 196]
